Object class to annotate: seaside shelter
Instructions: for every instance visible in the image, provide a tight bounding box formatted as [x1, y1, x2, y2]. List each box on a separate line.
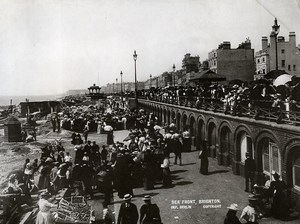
[4, 116, 22, 142]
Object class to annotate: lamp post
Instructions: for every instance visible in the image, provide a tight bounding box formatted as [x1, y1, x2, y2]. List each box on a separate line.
[272, 18, 280, 71]
[116, 78, 118, 94]
[150, 74, 152, 88]
[172, 64, 176, 86]
[120, 71, 123, 107]
[133, 50, 138, 109]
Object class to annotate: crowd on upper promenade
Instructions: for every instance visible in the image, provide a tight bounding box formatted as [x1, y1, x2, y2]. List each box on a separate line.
[125, 79, 300, 124]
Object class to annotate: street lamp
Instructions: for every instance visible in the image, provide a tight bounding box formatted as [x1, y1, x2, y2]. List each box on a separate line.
[116, 78, 118, 94]
[120, 71, 123, 107]
[173, 64, 176, 86]
[150, 74, 152, 88]
[133, 50, 138, 109]
[272, 18, 280, 71]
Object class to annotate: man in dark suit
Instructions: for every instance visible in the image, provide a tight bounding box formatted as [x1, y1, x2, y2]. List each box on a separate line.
[117, 194, 139, 224]
[244, 152, 256, 193]
[139, 195, 161, 224]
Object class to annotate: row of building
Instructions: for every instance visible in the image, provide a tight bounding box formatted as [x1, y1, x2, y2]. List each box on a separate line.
[101, 19, 300, 93]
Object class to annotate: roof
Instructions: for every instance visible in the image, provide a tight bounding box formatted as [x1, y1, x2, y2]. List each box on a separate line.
[5, 116, 20, 125]
[189, 69, 226, 81]
[88, 84, 101, 89]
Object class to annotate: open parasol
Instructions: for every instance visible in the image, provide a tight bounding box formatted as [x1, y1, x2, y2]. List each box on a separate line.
[273, 74, 293, 87]
[104, 125, 113, 132]
[154, 125, 162, 130]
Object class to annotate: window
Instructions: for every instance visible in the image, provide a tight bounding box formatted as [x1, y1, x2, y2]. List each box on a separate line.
[263, 141, 281, 179]
[294, 65, 296, 71]
[288, 65, 291, 71]
[262, 57, 265, 62]
[240, 134, 253, 163]
[281, 60, 285, 67]
[293, 153, 300, 190]
[263, 69, 265, 74]
[257, 59, 260, 63]
[281, 49, 285, 54]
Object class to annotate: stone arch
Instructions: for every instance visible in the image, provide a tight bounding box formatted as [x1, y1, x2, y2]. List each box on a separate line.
[163, 108, 167, 125]
[219, 121, 234, 167]
[255, 130, 280, 169]
[196, 116, 205, 149]
[171, 110, 176, 124]
[155, 105, 159, 116]
[284, 138, 300, 188]
[182, 112, 188, 131]
[160, 108, 163, 124]
[189, 114, 196, 136]
[234, 125, 253, 175]
[176, 112, 181, 131]
[207, 120, 217, 158]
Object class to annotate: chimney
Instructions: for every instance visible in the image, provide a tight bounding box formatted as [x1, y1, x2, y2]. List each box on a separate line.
[277, 36, 285, 42]
[202, 61, 209, 70]
[289, 32, 296, 46]
[262, 36, 268, 49]
[223, 41, 231, 49]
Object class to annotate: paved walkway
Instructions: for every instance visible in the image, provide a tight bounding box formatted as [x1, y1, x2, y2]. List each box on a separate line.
[110, 134, 300, 223]
[54, 129, 299, 224]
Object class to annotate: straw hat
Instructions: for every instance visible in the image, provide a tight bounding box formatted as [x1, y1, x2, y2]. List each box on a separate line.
[143, 195, 151, 201]
[227, 203, 239, 211]
[123, 194, 132, 201]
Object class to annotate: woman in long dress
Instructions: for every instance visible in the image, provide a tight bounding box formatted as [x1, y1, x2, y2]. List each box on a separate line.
[199, 141, 209, 175]
[161, 153, 172, 187]
[36, 192, 57, 224]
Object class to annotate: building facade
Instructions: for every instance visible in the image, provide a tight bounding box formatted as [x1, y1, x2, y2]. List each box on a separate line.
[182, 53, 200, 73]
[208, 39, 255, 82]
[256, 32, 300, 78]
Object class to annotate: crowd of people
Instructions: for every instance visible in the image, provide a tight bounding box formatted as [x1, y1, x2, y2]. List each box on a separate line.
[2, 97, 192, 224]
[1, 95, 298, 224]
[135, 79, 300, 123]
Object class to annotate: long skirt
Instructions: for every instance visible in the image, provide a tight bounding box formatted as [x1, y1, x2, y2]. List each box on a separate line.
[36, 211, 54, 224]
[200, 158, 209, 175]
[38, 175, 50, 190]
[162, 168, 172, 187]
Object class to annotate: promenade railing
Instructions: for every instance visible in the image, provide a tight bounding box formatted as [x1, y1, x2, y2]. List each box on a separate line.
[138, 95, 300, 126]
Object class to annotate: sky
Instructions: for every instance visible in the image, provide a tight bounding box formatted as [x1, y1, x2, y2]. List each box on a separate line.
[0, 0, 300, 96]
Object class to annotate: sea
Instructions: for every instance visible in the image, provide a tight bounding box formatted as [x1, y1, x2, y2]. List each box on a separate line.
[0, 95, 62, 106]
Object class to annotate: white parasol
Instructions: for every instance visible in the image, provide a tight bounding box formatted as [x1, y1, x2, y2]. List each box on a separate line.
[165, 133, 172, 139]
[154, 125, 162, 130]
[104, 125, 113, 132]
[273, 74, 293, 87]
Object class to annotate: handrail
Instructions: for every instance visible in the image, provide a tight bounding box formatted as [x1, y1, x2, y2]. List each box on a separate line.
[137, 96, 300, 126]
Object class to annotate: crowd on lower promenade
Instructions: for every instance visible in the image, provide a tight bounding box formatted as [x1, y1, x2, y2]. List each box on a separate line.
[1, 96, 299, 224]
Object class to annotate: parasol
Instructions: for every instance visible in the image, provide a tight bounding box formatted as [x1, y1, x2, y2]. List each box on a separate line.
[154, 125, 162, 130]
[264, 70, 287, 80]
[172, 133, 181, 139]
[273, 74, 293, 87]
[104, 125, 113, 132]
[165, 133, 172, 139]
